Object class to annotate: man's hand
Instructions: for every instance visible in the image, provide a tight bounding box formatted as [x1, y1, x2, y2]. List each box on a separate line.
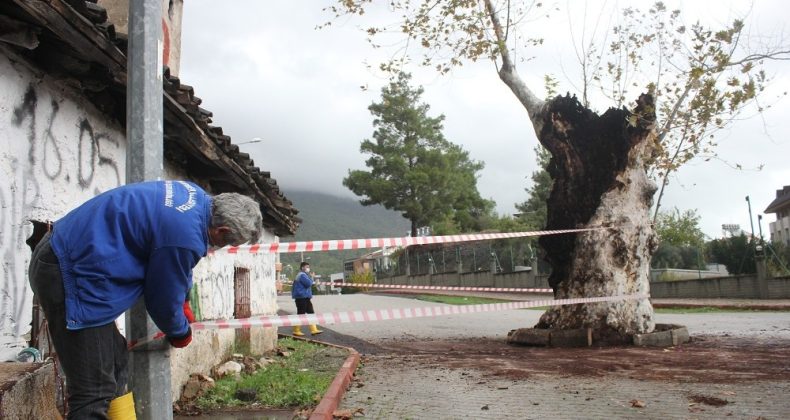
[183, 300, 196, 323]
[168, 326, 192, 348]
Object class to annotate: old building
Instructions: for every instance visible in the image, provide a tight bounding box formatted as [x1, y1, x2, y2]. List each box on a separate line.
[765, 185, 790, 246]
[0, 0, 299, 401]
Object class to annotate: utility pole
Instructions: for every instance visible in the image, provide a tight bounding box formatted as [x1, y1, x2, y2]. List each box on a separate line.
[126, 0, 169, 418]
[757, 214, 765, 244]
[745, 196, 756, 239]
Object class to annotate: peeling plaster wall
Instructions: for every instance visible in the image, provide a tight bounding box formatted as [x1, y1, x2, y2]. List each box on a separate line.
[2, 47, 280, 395]
[189, 230, 278, 320]
[0, 49, 127, 360]
[170, 229, 279, 399]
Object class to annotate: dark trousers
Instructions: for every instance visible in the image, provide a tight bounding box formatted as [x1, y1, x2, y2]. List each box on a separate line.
[294, 298, 314, 315]
[29, 232, 129, 420]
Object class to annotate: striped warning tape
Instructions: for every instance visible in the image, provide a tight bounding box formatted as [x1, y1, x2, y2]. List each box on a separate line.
[283, 281, 553, 294]
[128, 293, 648, 349]
[216, 226, 610, 255]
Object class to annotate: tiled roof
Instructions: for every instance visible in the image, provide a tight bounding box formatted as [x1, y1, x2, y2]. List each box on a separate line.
[1, 0, 300, 235]
[765, 185, 790, 214]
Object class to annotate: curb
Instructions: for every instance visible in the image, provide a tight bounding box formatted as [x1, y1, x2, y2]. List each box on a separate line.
[277, 333, 361, 420]
[652, 302, 790, 311]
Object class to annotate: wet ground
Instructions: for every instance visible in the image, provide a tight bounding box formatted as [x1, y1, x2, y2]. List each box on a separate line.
[180, 293, 790, 418]
[379, 334, 790, 382]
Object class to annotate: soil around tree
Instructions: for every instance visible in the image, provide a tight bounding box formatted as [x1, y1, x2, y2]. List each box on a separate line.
[366, 335, 790, 383]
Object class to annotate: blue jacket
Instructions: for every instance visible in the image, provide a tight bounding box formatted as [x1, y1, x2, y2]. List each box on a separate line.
[291, 271, 313, 299]
[49, 180, 210, 338]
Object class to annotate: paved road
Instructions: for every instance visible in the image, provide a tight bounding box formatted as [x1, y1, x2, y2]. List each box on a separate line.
[278, 294, 790, 343]
[277, 294, 790, 419]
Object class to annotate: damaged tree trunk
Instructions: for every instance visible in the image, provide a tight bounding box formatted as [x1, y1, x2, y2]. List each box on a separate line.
[534, 93, 658, 342]
[486, 0, 657, 343]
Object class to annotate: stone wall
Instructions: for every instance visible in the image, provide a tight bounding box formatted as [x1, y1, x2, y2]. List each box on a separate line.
[0, 362, 58, 418]
[385, 271, 549, 290]
[649, 275, 790, 299]
[384, 271, 790, 299]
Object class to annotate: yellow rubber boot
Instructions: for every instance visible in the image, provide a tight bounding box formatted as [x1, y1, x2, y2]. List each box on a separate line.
[107, 392, 136, 420]
[292, 326, 305, 336]
[309, 324, 323, 335]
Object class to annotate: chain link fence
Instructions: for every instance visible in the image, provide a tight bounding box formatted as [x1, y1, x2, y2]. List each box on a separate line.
[374, 239, 545, 278]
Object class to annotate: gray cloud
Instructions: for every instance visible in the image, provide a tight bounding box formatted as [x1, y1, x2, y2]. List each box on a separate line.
[180, 0, 789, 239]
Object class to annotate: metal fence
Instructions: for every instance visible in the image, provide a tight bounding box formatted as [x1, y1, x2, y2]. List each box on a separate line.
[375, 239, 543, 278]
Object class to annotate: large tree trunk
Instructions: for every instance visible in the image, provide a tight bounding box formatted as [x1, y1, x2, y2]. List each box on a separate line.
[535, 93, 659, 342]
[485, 0, 656, 342]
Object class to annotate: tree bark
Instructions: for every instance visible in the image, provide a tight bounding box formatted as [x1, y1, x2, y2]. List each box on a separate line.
[534, 93, 659, 342]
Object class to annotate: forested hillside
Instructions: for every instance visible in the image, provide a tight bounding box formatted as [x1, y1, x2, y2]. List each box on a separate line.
[278, 190, 410, 277]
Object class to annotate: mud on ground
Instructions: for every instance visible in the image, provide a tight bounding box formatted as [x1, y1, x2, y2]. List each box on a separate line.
[371, 335, 790, 383]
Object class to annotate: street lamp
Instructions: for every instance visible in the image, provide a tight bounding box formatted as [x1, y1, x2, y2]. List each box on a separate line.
[236, 137, 264, 146]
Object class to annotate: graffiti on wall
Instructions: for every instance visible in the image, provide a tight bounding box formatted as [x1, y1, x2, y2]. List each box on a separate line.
[193, 254, 279, 321]
[10, 84, 122, 193]
[1, 81, 124, 354]
[195, 257, 236, 320]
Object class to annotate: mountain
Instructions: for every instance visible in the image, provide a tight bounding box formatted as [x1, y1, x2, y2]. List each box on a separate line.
[278, 190, 411, 277]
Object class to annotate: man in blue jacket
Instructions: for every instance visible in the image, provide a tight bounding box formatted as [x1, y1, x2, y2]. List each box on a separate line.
[28, 180, 263, 419]
[290, 261, 323, 336]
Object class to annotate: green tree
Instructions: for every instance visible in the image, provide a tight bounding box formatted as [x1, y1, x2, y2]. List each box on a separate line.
[707, 234, 756, 275]
[343, 72, 488, 236]
[325, 1, 788, 338]
[765, 241, 790, 276]
[652, 208, 707, 269]
[571, 3, 787, 221]
[654, 208, 706, 247]
[515, 145, 552, 231]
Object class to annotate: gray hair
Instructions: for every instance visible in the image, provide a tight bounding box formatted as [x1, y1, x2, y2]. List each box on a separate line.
[211, 193, 263, 245]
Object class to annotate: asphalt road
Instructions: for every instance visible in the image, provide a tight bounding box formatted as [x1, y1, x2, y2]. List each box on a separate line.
[277, 293, 790, 344]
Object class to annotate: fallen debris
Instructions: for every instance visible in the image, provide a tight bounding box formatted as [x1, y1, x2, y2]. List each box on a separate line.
[688, 394, 730, 407]
[214, 360, 242, 379]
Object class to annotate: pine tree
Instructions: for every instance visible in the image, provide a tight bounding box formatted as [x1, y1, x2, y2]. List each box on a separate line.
[343, 72, 488, 236]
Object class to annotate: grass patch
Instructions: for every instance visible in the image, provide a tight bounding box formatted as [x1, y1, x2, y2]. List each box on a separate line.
[654, 306, 787, 314]
[195, 338, 347, 410]
[414, 294, 513, 305]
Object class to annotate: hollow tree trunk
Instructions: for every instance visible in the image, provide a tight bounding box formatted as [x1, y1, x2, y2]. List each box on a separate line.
[535, 93, 659, 342]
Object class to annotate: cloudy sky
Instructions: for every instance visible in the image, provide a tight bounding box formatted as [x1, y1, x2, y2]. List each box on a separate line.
[179, 1, 789, 239]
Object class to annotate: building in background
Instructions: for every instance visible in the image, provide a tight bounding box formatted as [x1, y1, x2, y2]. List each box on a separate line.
[765, 186, 790, 246]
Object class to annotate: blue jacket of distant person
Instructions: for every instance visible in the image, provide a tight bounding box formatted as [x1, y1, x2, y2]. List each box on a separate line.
[291, 271, 314, 299]
[49, 180, 210, 338]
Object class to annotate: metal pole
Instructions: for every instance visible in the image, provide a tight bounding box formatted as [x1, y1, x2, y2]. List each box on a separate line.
[126, 1, 169, 419]
[745, 196, 756, 238]
[757, 214, 765, 244]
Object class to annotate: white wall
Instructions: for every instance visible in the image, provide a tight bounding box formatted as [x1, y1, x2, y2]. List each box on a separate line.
[0, 48, 127, 360]
[769, 215, 790, 246]
[170, 229, 279, 399]
[1, 46, 281, 366]
[190, 231, 278, 319]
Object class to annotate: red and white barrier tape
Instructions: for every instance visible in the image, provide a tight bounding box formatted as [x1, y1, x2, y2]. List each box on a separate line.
[128, 293, 647, 349]
[285, 281, 553, 294]
[216, 227, 610, 255]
